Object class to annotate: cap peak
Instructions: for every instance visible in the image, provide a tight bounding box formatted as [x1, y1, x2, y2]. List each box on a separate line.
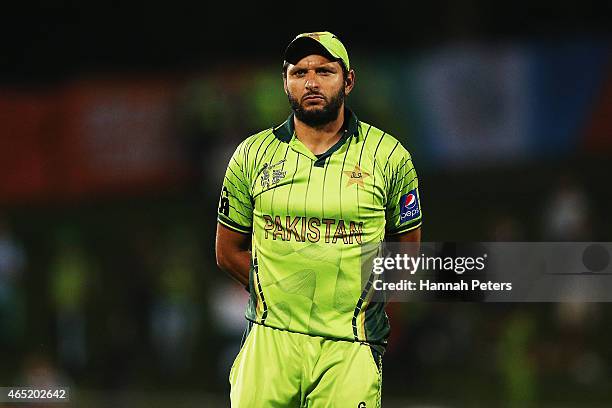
[284, 31, 350, 71]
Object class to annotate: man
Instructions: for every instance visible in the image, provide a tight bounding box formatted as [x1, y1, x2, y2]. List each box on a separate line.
[216, 31, 422, 407]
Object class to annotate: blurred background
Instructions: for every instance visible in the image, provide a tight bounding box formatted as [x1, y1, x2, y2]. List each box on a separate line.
[1, 3, 612, 407]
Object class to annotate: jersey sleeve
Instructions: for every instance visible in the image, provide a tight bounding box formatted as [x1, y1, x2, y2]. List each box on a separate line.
[217, 141, 253, 234]
[385, 144, 422, 235]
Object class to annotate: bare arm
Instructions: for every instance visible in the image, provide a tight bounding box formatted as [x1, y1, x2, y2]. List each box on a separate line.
[386, 227, 421, 243]
[385, 226, 421, 243]
[386, 227, 421, 261]
[216, 223, 251, 288]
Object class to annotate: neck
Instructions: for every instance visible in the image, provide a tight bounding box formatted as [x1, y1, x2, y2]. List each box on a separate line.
[293, 107, 345, 155]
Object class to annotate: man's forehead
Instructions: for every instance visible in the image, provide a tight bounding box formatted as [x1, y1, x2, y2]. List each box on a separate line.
[289, 54, 341, 69]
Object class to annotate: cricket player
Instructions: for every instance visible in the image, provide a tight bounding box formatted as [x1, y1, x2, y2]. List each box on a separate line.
[216, 31, 422, 407]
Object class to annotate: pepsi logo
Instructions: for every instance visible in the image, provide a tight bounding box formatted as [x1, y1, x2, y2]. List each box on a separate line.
[404, 193, 417, 209]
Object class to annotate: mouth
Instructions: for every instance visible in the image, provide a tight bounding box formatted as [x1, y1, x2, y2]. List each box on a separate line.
[302, 95, 325, 102]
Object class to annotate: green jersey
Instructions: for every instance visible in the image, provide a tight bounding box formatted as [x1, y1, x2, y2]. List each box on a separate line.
[217, 109, 422, 347]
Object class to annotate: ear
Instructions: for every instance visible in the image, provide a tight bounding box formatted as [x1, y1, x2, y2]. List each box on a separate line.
[282, 75, 289, 95]
[344, 69, 355, 96]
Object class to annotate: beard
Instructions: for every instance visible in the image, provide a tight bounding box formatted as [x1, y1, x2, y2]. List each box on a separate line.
[288, 86, 345, 128]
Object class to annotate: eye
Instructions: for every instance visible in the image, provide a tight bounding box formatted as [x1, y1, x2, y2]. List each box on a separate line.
[293, 69, 307, 77]
[317, 68, 332, 75]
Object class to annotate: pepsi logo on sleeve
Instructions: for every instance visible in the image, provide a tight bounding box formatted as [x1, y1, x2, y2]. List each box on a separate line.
[399, 189, 420, 224]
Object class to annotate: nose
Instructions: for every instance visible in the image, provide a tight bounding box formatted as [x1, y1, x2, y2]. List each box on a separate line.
[304, 72, 320, 91]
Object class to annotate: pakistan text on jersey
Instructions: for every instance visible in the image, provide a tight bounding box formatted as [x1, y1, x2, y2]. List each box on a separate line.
[262, 215, 364, 245]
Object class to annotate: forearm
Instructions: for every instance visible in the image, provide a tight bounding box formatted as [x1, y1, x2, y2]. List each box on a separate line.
[386, 227, 421, 257]
[217, 249, 251, 288]
[216, 222, 253, 288]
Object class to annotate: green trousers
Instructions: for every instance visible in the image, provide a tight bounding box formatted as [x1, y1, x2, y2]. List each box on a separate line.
[230, 322, 382, 408]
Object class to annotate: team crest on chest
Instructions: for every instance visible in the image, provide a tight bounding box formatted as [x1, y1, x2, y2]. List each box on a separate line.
[342, 164, 370, 188]
[260, 159, 287, 189]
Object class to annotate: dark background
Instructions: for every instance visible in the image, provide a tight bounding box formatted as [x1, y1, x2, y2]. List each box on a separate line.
[1, 3, 611, 407]
[4, 3, 611, 82]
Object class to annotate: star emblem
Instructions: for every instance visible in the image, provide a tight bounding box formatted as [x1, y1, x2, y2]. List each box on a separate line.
[343, 165, 370, 187]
